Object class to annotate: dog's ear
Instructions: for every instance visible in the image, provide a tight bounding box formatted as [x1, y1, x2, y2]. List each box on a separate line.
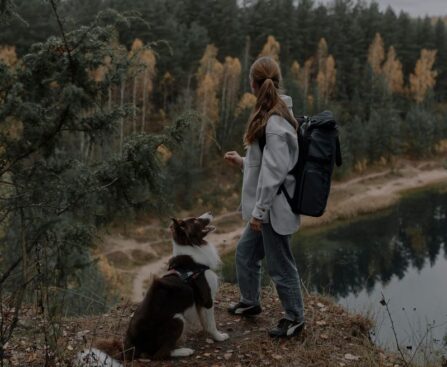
[170, 217, 181, 227]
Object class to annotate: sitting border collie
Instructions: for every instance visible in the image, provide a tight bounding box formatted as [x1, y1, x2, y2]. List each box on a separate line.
[76, 212, 228, 366]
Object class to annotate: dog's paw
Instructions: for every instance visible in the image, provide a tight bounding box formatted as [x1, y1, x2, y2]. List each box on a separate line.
[170, 347, 194, 357]
[212, 332, 229, 342]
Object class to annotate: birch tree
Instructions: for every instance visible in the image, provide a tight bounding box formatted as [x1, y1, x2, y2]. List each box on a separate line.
[140, 47, 156, 133]
[259, 35, 280, 62]
[410, 49, 438, 103]
[382, 46, 404, 94]
[220, 56, 241, 143]
[196, 44, 223, 166]
[316, 38, 337, 105]
[368, 33, 385, 75]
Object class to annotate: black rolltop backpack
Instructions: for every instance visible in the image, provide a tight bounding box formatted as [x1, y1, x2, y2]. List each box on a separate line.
[259, 111, 342, 217]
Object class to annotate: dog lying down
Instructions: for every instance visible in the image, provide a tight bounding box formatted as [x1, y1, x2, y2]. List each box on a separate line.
[75, 212, 229, 366]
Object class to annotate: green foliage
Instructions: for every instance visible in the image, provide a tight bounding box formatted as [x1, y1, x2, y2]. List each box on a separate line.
[366, 107, 401, 161]
[0, 7, 192, 357]
[165, 113, 203, 209]
[0, 1, 445, 177]
[401, 106, 437, 157]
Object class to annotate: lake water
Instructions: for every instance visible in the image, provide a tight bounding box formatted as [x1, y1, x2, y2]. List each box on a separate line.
[221, 186, 447, 361]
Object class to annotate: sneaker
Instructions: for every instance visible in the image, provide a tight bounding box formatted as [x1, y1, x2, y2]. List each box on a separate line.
[227, 302, 262, 316]
[268, 318, 305, 338]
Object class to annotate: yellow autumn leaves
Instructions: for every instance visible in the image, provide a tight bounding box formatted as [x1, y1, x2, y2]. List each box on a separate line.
[0, 45, 17, 66]
[368, 33, 437, 103]
[196, 45, 243, 165]
[259, 36, 336, 108]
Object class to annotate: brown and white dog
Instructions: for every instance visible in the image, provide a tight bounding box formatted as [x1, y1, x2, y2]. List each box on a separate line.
[76, 212, 228, 366]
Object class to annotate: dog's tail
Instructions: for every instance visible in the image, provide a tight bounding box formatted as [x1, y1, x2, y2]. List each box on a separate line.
[74, 338, 126, 367]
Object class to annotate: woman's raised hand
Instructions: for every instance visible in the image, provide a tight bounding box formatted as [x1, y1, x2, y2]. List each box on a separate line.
[224, 151, 243, 168]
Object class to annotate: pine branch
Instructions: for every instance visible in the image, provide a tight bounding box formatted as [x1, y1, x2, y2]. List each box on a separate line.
[0, 106, 70, 177]
[48, 0, 76, 80]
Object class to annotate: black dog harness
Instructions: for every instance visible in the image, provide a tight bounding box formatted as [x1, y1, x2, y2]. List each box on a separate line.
[165, 263, 210, 283]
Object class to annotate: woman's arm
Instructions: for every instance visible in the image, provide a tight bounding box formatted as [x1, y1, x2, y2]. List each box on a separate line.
[251, 118, 292, 221]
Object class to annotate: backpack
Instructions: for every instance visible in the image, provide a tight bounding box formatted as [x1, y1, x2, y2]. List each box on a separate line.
[259, 111, 342, 217]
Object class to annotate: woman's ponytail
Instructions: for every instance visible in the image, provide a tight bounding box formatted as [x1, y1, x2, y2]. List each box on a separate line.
[244, 57, 297, 146]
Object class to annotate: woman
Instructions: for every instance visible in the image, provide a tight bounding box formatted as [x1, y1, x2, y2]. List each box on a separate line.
[224, 56, 305, 338]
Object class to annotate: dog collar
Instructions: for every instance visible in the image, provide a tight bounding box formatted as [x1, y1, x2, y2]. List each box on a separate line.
[166, 263, 210, 283]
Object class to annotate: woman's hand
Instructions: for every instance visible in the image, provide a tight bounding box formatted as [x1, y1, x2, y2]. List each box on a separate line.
[249, 217, 263, 232]
[224, 151, 243, 168]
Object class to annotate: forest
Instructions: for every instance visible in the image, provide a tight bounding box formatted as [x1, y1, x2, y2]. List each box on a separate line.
[0, 0, 446, 365]
[1, 1, 447, 202]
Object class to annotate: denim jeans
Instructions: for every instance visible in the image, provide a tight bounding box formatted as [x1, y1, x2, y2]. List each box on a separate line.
[235, 222, 304, 322]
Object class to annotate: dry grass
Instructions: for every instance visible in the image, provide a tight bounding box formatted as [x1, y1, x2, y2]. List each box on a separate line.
[3, 283, 405, 367]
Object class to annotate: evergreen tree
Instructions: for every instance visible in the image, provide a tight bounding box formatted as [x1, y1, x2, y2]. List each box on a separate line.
[0, 7, 191, 358]
[402, 107, 437, 157]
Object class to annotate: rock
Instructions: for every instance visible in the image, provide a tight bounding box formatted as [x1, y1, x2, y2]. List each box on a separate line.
[344, 353, 360, 361]
[224, 353, 232, 360]
[206, 338, 214, 344]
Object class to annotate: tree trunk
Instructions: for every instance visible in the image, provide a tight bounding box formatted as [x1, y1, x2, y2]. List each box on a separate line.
[120, 77, 126, 154]
[141, 70, 148, 133]
[132, 76, 137, 133]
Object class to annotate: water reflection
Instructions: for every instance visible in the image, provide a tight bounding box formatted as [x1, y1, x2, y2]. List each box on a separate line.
[292, 188, 447, 299]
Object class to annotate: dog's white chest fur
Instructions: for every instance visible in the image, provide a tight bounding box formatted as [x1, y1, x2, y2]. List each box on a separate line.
[172, 240, 221, 271]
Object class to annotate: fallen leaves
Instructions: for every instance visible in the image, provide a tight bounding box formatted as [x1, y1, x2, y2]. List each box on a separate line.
[3, 283, 400, 367]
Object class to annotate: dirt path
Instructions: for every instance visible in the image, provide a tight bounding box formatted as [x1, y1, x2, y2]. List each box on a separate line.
[103, 160, 447, 303]
[303, 163, 447, 227]
[131, 255, 170, 301]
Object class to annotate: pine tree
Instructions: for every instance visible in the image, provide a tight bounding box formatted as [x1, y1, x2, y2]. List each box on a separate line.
[433, 18, 447, 100]
[0, 8, 190, 358]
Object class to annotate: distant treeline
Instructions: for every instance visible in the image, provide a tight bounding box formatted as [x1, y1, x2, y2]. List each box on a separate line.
[1, 0, 447, 98]
[1, 0, 447, 202]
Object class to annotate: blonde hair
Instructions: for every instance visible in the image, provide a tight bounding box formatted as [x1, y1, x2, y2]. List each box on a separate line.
[244, 56, 297, 145]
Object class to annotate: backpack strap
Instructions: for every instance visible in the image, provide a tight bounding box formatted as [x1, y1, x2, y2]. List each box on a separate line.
[335, 136, 342, 167]
[259, 134, 266, 153]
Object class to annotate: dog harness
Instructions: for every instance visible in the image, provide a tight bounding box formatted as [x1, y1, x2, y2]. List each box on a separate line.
[165, 263, 210, 283]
